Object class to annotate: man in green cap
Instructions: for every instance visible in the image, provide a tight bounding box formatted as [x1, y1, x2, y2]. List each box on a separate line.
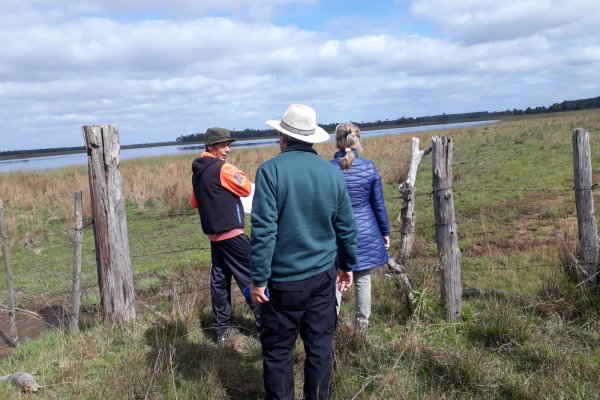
[190, 127, 260, 345]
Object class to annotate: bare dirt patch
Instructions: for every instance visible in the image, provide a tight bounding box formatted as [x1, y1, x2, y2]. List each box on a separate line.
[0, 305, 70, 358]
[0, 265, 252, 358]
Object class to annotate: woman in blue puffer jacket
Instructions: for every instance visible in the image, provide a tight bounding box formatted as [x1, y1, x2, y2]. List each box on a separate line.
[331, 122, 390, 331]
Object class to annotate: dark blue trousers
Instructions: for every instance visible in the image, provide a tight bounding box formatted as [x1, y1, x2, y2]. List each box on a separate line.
[260, 266, 337, 400]
[210, 234, 261, 337]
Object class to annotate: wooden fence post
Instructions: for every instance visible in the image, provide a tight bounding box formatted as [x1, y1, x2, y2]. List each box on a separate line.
[388, 137, 431, 307]
[0, 200, 18, 344]
[69, 191, 83, 334]
[572, 128, 599, 284]
[82, 125, 136, 326]
[432, 136, 462, 322]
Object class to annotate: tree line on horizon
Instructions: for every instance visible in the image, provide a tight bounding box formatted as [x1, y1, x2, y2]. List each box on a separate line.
[174, 95, 600, 144]
[3, 96, 599, 157]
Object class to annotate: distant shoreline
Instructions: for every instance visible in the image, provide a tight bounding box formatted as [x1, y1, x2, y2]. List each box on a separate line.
[0, 118, 491, 162]
[0, 137, 273, 162]
[0, 141, 178, 162]
[4, 95, 599, 161]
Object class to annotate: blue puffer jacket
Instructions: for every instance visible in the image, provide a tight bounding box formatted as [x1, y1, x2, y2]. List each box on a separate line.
[331, 150, 390, 271]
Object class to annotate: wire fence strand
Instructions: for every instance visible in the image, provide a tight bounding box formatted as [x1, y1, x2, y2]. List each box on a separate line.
[1, 178, 597, 312]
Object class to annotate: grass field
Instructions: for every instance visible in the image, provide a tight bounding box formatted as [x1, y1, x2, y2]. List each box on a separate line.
[0, 110, 599, 399]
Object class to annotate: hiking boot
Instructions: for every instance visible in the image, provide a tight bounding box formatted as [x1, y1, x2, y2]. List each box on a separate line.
[216, 327, 241, 347]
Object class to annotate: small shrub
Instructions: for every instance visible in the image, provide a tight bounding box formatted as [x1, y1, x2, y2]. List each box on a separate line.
[558, 244, 583, 283]
[533, 276, 580, 322]
[497, 374, 537, 400]
[144, 318, 188, 350]
[408, 343, 489, 393]
[466, 302, 531, 350]
[409, 287, 444, 323]
[509, 342, 563, 373]
[334, 319, 371, 355]
[372, 274, 414, 325]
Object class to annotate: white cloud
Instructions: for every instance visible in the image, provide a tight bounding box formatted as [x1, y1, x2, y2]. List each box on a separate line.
[0, 1, 599, 152]
[411, 0, 600, 44]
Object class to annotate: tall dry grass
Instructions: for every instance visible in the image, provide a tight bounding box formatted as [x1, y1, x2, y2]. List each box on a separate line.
[2, 109, 598, 243]
[0, 137, 377, 239]
[0, 147, 280, 241]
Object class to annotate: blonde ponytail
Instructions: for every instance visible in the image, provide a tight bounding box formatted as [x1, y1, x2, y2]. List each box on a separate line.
[335, 123, 362, 171]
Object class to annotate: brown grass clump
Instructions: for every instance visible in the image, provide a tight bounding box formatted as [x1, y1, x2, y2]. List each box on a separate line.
[403, 340, 491, 394]
[1, 131, 415, 241]
[0, 146, 281, 239]
[466, 301, 532, 351]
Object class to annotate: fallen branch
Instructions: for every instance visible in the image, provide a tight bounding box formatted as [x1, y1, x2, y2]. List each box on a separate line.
[0, 306, 42, 319]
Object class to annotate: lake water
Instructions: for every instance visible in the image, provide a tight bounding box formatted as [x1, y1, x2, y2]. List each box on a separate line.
[0, 120, 498, 173]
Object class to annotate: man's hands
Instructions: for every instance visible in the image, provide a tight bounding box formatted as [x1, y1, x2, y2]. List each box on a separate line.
[250, 283, 270, 304]
[252, 270, 353, 302]
[336, 270, 353, 293]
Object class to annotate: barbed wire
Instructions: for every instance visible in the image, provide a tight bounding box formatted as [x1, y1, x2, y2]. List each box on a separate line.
[1, 180, 595, 308]
[126, 210, 197, 222]
[386, 184, 598, 199]
[462, 263, 560, 271]
[389, 209, 579, 232]
[131, 246, 210, 258]
[6, 182, 593, 240]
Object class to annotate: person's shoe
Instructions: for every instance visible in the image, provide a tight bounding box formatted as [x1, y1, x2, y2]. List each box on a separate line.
[216, 327, 241, 347]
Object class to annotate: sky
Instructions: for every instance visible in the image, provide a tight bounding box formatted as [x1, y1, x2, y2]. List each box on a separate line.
[1, 0, 599, 151]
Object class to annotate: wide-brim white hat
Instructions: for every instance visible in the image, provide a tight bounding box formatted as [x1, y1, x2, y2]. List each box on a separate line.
[266, 104, 330, 144]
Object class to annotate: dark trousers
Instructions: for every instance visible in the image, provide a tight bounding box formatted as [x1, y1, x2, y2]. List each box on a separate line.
[210, 233, 261, 336]
[261, 266, 337, 400]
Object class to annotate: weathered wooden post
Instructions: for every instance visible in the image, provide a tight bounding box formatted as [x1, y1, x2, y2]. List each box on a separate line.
[69, 191, 83, 334]
[572, 128, 599, 284]
[431, 136, 461, 321]
[82, 125, 136, 326]
[0, 200, 18, 344]
[388, 138, 431, 308]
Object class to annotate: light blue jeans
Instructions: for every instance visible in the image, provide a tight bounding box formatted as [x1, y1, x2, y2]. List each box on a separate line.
[336, 269, 371, 328]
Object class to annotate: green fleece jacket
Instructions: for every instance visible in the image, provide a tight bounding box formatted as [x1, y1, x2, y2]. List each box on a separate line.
[250, 144, 357, 287]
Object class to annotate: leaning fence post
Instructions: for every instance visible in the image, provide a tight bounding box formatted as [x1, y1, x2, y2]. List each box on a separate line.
[388, 137, 431, 308]
[431, 136, 462, 322]
[69, 191, 83, 334]
[83, 125, 136, 326]
[572, 128, 599, 284]
[0, 200, 18, 344]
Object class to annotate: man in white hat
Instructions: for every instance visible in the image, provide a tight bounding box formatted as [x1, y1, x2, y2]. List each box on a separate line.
[249, 104, 357, 399]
